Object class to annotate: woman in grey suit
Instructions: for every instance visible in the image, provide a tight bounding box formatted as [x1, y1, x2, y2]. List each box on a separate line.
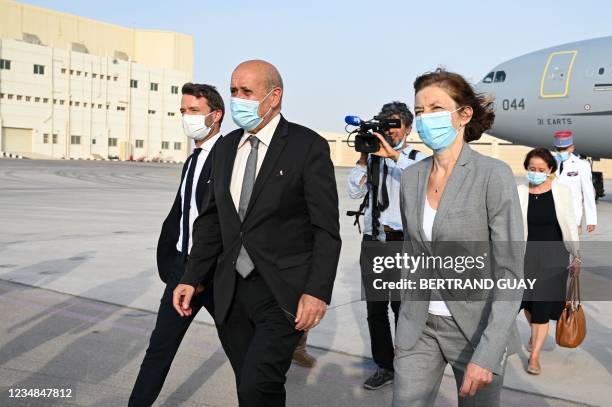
[393, 69, 525, 407]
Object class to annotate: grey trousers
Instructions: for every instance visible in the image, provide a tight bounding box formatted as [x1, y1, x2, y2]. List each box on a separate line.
[392, 314, 505, 407]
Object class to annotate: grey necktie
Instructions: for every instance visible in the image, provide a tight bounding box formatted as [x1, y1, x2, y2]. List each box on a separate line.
[236, 136, 260, 278]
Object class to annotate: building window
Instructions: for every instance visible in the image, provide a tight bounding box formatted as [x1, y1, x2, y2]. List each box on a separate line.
[106, 75, 111, 80]
[52, 134, 58, 144]
[171, 85, 179, 94]
[135, 139, 144, 148]
[70, 69, 74, 75]
[148, 109, 156, 114]
[69, 101, 73, 106]
[106, 104, 110, 110]
[174, 142, 182, 150]
[53, 98, 57, 104]
[43, 98, 48, 103]
[98, 104, 102, 109]
[60, 100, 65, 105]
[113, 76, 118, 82]
[16, 95, 22, 101]
[150, 82, 158, 91]
[26, 96, 31, 101]
[8, 94, 13, 100]
[61, 68, 66, 74]
[84, 72, 88, 77]
[35, 97, 41, 102]
[0, 59, 11, 70]
[83, 102, 87, 108]
[92, 73, 97, 79]
[43, 134, 49, 144]
[34, 64, 45, 75]
[130, 79, 138, 88]
[167, 112, 175, 117]
[117, 106, 126, 111]
[70, 135, 81, 145]
[75, 101, 80, 107]
[161, 141, 169, 149]
[92, 138, 96, 145]
[108, 137, 118, 147]
[0, 93, 3, 99]
[76, 70, 81, 76]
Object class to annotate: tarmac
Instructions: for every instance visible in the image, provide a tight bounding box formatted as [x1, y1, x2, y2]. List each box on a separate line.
[0, 158, 610, 407]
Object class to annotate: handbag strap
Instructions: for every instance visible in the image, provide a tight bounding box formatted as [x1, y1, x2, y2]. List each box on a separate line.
[567, 275, 581, 309]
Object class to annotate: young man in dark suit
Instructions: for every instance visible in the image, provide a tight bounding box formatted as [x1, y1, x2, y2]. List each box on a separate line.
[173, 60, 342, 407]
[129, 83, 224, 406]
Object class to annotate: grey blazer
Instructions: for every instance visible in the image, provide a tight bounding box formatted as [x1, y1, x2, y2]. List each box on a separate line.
[397, 143, 525, 375]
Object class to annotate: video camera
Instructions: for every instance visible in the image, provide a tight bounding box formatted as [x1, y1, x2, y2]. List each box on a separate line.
[344, 115, 401, 153]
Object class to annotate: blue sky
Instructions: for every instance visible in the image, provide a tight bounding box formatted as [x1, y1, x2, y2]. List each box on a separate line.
[22, 0, 612, 134]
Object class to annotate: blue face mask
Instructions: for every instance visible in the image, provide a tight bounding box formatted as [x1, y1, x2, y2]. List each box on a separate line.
[527, 171, 548, 185]
[556, 151, 570, 162]
[415, 108, 462, 152]
[230, 89, 274, 131]
[393, 138, 406, 151]
[385, 134, 407, 151]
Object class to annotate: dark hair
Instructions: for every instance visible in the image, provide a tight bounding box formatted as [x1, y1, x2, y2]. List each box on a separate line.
[181, 83, 225, 123]
[378, 101, 414, 127]
[414, 68, 495, 142]
[523, 147, 558, 172]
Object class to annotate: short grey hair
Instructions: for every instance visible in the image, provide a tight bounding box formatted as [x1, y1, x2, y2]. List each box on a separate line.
[378, 101, 414, 127]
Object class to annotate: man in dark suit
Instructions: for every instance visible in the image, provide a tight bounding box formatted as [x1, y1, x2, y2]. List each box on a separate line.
[173, 60, 341, 407]
[129, 83, 225, 406]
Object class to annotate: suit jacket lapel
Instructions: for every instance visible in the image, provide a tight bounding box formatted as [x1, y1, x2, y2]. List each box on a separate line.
[222, 131, 243, 221]
[224, 131, 243, 188]
[417, 158, 432, 249]
[432, 144, 472, 241]
[195, 153, 213, 212]
[243, 116, 289, 220]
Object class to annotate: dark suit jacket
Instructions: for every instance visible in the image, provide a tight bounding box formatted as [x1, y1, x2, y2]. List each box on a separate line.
[181, 115, 341, 324]
[156, 147, 214, 283]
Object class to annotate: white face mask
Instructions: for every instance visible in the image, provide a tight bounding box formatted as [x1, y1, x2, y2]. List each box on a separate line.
[182, 112, 216, 140]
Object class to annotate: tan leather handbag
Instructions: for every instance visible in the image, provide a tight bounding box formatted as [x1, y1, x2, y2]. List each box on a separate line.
[556, 275, 586, 348]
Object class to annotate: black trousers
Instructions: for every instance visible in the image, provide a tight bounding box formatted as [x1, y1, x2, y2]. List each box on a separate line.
[217, 271, 302, 407]
[366, 299, 400, 371]
[129, 252, 214, 407]
[361, 235, 401, 371]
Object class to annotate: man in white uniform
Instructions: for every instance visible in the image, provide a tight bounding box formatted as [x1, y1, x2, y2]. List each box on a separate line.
[553, 131, 597, 233]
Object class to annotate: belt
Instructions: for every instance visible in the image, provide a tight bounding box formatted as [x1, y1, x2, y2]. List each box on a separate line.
[383, 226, 404, 242]
[363, 231, 404, 242]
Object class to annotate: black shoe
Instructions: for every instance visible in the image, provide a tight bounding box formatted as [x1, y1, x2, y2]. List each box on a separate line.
[363, 367, 394, 390]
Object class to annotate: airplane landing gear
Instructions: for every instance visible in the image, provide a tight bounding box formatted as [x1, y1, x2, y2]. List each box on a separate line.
[587, 157, 605, 200]
[593, 171, 605, 200]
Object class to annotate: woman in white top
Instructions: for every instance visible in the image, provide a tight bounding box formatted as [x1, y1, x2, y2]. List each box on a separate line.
[517, 147, 581, 375]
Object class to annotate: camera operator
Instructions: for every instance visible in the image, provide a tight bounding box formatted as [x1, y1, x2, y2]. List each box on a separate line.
[347, 101, 426, 390]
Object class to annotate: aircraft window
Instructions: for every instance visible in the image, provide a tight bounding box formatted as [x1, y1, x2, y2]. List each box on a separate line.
[494, 71, 506, 83]
[599, 67, 605, 75]
[482, 72, 494, 83]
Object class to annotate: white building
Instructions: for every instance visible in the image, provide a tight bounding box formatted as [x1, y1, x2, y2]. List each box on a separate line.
[0, 0, 193, 161]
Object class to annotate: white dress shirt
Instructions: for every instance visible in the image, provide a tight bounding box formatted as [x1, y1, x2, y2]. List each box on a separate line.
[176, 132, 222, 254]
[424, 197, 452, 317]
[230, 113, 281, 210]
